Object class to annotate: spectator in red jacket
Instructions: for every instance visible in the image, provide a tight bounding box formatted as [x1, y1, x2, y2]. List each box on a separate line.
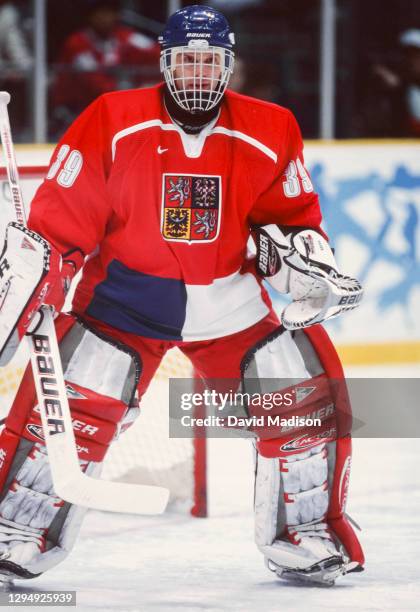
[50, 0, 160, 137]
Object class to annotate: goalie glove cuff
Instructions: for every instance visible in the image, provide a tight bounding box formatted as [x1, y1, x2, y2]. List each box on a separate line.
[254, 224, 292, 293]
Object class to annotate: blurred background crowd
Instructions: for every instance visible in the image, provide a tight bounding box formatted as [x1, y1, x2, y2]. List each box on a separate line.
[1, 0, 420, 141]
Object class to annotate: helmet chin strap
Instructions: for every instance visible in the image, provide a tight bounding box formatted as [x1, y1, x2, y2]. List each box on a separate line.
[163, 86, 222, 134]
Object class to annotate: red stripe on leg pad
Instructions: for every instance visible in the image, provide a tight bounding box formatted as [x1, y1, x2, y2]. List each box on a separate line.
[329, 515, 365, 566]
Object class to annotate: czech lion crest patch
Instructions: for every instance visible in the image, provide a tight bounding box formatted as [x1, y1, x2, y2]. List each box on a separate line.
[161, 174, 221, 243]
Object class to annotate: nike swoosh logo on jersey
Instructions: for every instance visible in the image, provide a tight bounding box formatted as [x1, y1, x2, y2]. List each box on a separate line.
[157, 146, 168, 154]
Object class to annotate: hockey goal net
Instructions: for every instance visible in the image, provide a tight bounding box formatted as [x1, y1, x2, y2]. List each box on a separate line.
[0, 166, 207, 517]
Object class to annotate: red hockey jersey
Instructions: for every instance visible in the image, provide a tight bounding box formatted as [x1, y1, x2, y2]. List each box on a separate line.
[29, 84, 323, 341]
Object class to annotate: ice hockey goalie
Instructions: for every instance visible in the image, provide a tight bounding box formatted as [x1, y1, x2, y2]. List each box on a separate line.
[0, 3, 364, 587]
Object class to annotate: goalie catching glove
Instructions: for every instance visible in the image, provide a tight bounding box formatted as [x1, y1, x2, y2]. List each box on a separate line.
[0, 222, 82, 365]
[255, 224, 363, 330]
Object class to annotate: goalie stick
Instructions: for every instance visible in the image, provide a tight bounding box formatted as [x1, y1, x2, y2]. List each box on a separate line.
[0, 91, 169, 515]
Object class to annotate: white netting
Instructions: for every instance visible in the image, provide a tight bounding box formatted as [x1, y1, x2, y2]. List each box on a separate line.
[101, 348, 198, 511]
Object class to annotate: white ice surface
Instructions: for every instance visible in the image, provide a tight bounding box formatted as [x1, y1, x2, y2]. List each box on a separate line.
[7, 365, 420, 611]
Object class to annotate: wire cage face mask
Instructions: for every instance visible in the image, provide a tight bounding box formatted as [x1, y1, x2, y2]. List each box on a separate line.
[161, 41, 235, 113]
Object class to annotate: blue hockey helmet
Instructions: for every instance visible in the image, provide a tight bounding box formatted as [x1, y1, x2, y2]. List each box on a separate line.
[159, 5, 235, 113]
[159, 5, 235, 50]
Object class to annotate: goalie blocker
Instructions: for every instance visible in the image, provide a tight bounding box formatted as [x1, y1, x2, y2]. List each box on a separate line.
[0, 314, 140, 580]
[0, 222, 83, 365]
[254, 224, 363, 330]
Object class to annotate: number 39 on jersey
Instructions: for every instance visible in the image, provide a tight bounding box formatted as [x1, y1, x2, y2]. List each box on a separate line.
[47, 144, 83, 188]
[283, 158, 314, 198]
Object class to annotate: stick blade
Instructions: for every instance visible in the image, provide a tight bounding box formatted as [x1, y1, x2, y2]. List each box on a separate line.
[55, 474, 169, 515]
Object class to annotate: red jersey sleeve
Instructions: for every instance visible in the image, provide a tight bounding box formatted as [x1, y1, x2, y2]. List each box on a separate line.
[28, 96, 113, 266]
[249, 110, 323, 231]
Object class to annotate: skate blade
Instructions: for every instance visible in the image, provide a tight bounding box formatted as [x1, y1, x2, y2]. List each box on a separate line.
[0, 560, 39, 582]
[267, 556, 345, 587]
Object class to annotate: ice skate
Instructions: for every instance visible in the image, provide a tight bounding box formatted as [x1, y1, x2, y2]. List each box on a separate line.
[263, 522, 361, 586]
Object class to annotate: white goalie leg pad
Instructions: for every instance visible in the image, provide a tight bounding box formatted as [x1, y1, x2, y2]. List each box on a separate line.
[0, 316, 140, 579]
[255, 445, 339, 572]
[281, 445, 329, 524]
[0, 442, 91, 576]
[245, 329, 347, 574]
